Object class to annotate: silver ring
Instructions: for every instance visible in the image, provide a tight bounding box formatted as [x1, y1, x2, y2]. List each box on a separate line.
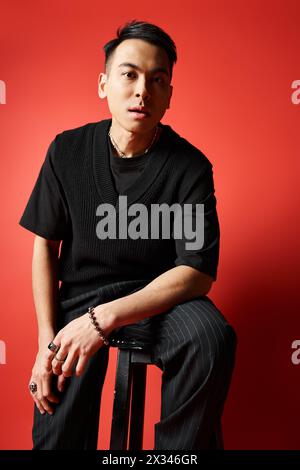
[48, 341, 60, 353]
[29, 382, 37, 393]
[55, 355, 66, 363]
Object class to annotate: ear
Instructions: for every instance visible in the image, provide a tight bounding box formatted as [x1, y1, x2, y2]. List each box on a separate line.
[98, 72, 107, 99]
[167, 84, 173, 109]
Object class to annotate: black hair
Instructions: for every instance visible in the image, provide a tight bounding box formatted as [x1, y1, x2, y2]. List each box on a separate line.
[103, 20, 177, 81]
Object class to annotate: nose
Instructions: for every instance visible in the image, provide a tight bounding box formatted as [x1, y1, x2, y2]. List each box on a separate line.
[135, 77, 150, 101]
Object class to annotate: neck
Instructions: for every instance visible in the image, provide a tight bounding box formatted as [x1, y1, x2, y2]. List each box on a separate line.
[109, 118, 160, 158]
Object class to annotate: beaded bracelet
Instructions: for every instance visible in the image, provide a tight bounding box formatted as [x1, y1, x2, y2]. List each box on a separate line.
[88, 306, 110, 346]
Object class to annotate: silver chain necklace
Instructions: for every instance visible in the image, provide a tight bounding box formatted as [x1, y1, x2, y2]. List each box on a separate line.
[108, 125, 159, 159]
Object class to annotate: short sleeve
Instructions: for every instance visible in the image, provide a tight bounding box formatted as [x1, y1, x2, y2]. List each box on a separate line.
[174, 163, 220, 281]
[18, 137, 70, 241]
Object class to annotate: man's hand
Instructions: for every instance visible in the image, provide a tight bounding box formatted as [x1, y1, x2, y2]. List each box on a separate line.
[46, 308, 115, 378]
[29, 348, 67, 415]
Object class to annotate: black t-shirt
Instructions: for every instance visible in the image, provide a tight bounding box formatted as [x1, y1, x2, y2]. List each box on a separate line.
[19, 119, 220, 299]
[108, 135, 153, 194]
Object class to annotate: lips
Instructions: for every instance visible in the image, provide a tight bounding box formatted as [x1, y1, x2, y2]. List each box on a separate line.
[128, 107, 150, 116]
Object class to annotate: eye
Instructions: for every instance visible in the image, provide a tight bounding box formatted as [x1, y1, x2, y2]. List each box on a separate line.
[123, 72, 136, 79]
[154, 76, 164, 83]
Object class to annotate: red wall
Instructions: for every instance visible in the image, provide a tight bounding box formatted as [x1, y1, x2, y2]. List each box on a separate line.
[0, 0, 299, 450]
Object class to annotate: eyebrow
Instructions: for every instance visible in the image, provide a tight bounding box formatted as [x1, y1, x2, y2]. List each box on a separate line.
[118, 62, 170, 77]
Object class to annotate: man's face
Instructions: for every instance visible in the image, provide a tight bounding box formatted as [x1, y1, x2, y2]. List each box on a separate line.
[98, 38, 173, 133]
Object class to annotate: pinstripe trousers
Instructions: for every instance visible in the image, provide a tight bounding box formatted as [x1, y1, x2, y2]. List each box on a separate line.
[32, 279, 237, 450]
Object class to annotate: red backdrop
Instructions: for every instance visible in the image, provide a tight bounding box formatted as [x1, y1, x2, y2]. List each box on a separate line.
[0, 0, 299, 450]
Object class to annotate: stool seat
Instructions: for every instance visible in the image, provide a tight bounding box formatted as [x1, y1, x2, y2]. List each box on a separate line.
[109, 336, 152, 350]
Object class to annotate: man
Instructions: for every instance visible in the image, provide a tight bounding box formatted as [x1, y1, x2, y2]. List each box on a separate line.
[19, 20, 237, 450]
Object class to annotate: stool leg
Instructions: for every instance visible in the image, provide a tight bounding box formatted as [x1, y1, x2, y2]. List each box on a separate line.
[109, 349, 132, 450]
[128, 364, 147, 450]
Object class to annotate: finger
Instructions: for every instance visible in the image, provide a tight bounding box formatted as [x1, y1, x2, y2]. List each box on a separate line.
[46, 332, 63, 363]
[51, 347, 68, 376]
[42, 374, 60, 404]
[29, 381, 50, 415]
[45, 341, 62, 371]
[57, 374, 67, 393]
[29, 380, 46, 414]
[33, 396, 46, 415]
[75, 353, 89, 377]
[52, 357, 64, 376]
[39, 397, 54, 415]
[38, 381, 55, 415]
[52, 330, 63, 349]
[61, 349, 77, 377]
